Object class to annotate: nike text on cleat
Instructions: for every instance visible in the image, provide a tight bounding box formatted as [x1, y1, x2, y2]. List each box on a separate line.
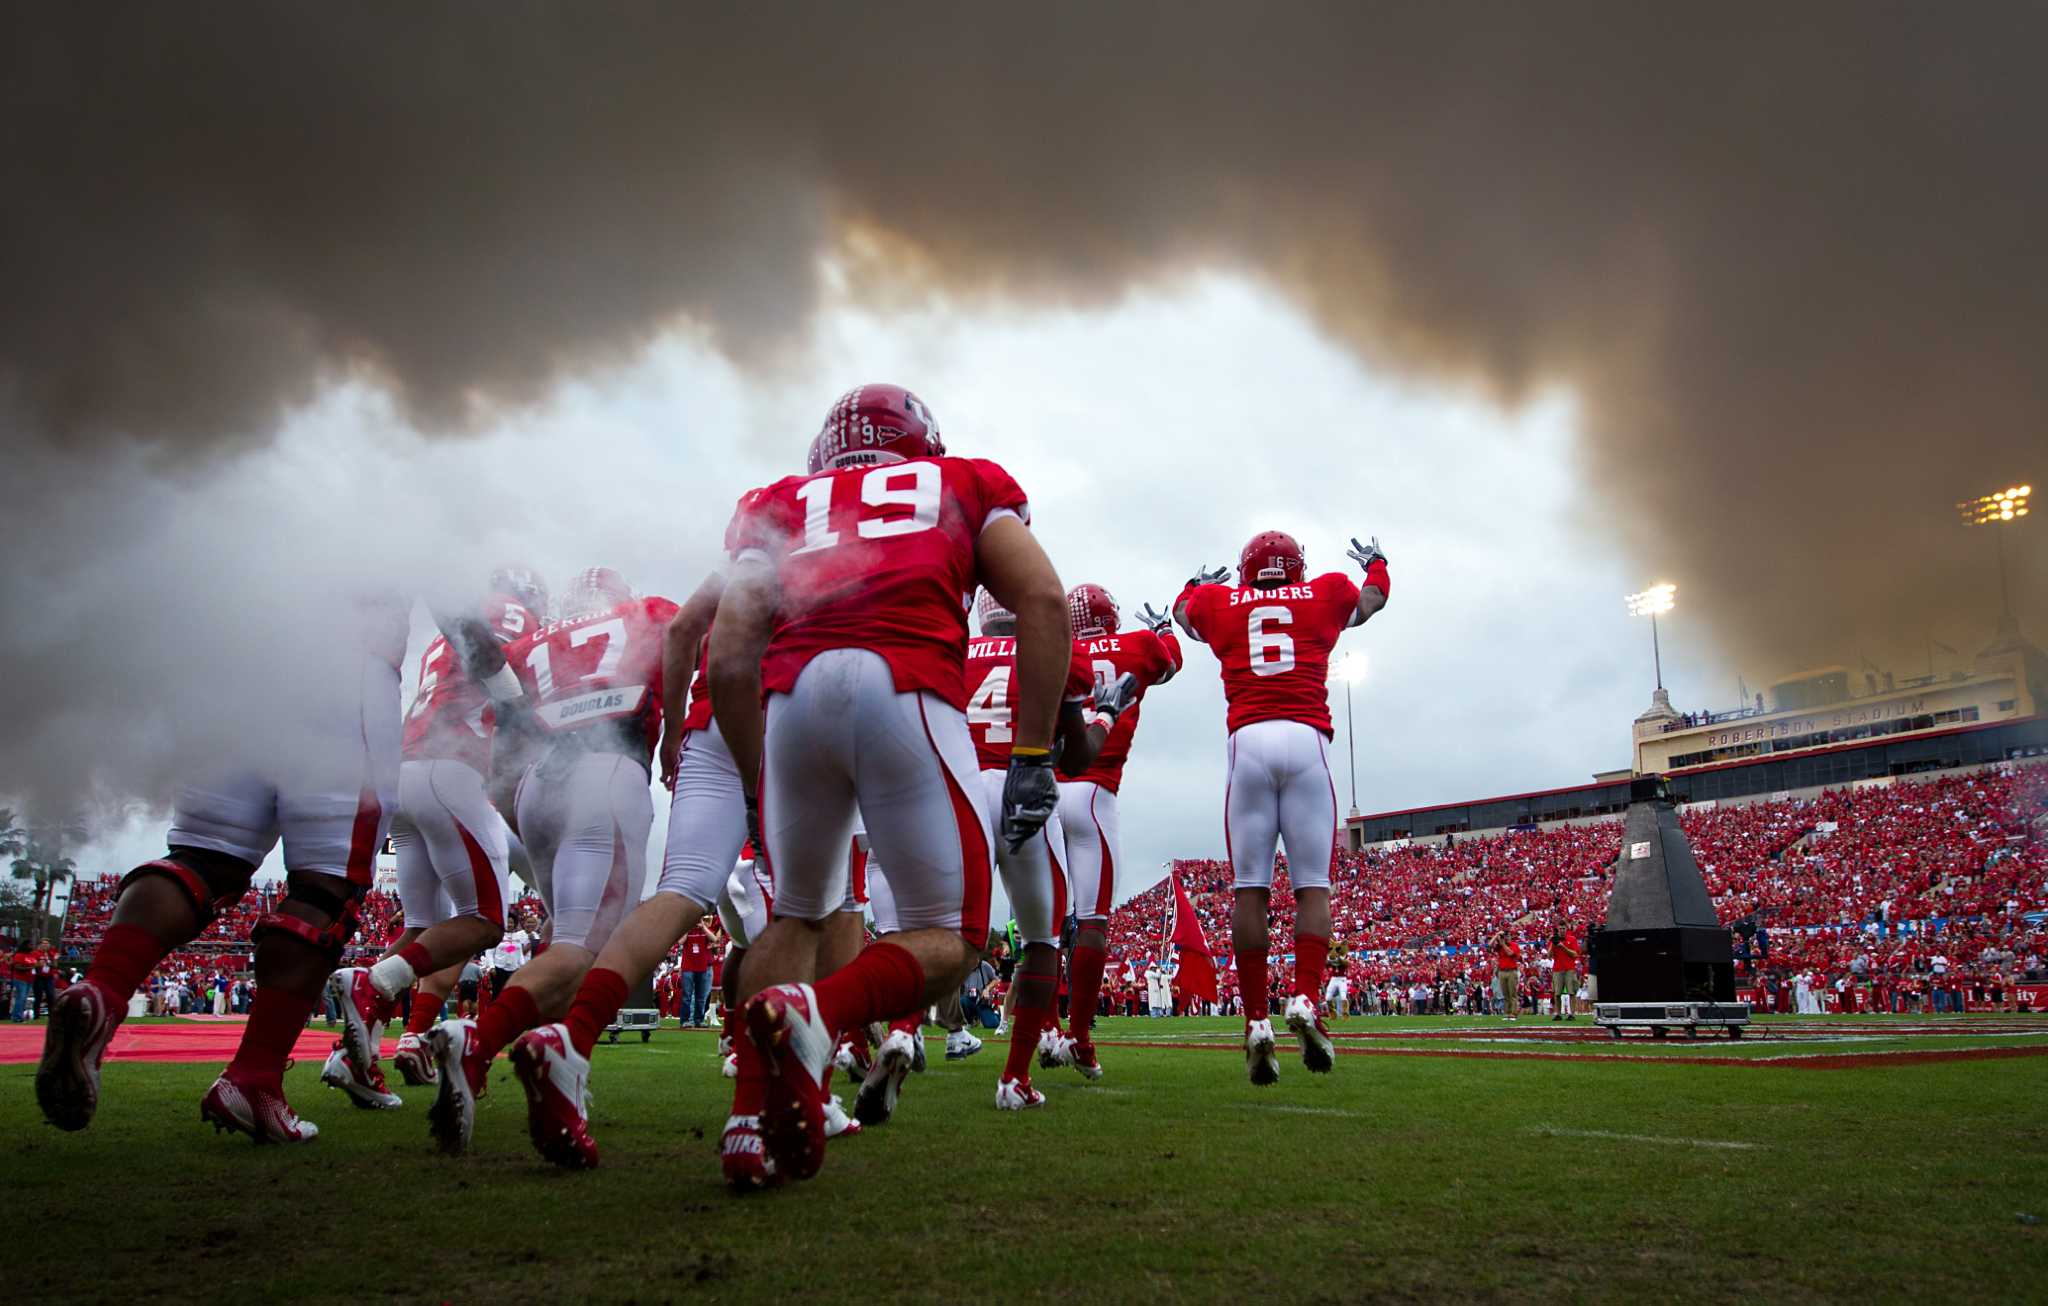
[36, 980, 121, 1132]
[854, 1028, 918, 1127]
[201, 1070, 319, 1143]
[743, 984, 833, 1182]
[426, 1019, 485, 1155]
[321, 1047, 402, 1109]
[1284, 995, 1335, 1075]
[1246, 1018, 1281, 1087]
[720, 1113, 780, 1192]
[995, 1076, 1046, 1110]
[511, 1023, 598, 1169]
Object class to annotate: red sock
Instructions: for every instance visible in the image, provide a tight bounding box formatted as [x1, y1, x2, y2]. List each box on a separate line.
[1068, 943, 1106, 1046]
[226, 985, 319, 1085]
[1294, 934, 1328, 1004]
[811, 942, 926, 1034]
[564, 968, 629, 1058]
[85, 923, 176, 1005]
[1240, 949, 1270, 1021]
[888, 1011, 923, 1036]
[470, 984, 541, 1064]
[397, 940, 435, 976]
[404, 991, 444, 1036]
[1004, 996, 1050, 1081]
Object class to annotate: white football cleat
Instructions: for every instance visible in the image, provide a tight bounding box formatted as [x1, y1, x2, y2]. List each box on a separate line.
[36, 979, 122, 1132]
[833, 1039, 857, 1072]
[426, 1019, 486, 1155]
[320, 1045, 403, 1110]
[721, 1052, 739, 1079]
[823, 1094, 862, 1139]
[995, 1076, 1046, 1110]
[1035, 1028, 1073, 1070]
[510, 1023, 598, 1169]
[854, 1028, 918, 1127]
[1245, 1018, 1281, 1087]
[1283, 994, 1335, 1074]
[721, 1113, 778, 1191]
[326, 967, 385, 1085]
[945, 1029, 983, 1060]
[392, 1032, 437, 1086]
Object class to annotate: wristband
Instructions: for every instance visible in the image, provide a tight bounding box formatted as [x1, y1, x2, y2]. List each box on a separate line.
[1012, 745, 1052, 759]
[481, 664, 524, 703]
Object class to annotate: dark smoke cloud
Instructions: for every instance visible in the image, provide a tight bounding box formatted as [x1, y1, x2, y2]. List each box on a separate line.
[3, 2, 2043, 811]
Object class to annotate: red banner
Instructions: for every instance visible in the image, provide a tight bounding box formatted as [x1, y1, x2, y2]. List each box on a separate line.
[1169, 869, 1217, 1005]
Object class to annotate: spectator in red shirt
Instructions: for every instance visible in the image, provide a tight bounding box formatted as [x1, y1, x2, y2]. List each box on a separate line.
[1491, 934, 1521, 1022]
[10, 941, 39, 1022]
[676, 924, 715, 1028]
[1550, 931, 1582, 1021]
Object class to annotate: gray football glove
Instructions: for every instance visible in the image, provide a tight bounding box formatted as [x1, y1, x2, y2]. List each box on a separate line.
[1092, 670, 1141, 724]
[1000, 752, 1061, 852]
[1189, 564, 1231, 588]
[1136, 602, 1173, 634]
[1346, 536, 1387, 572]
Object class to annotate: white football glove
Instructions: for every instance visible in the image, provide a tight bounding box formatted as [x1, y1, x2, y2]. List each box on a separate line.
[1189, 564, 1231, 588]
[1346, 536, 1387, 572]
[1136, 602, 1173, 634]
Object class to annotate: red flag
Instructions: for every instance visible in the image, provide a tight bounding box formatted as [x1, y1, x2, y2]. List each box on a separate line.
[1169, 867, 1217, 1005]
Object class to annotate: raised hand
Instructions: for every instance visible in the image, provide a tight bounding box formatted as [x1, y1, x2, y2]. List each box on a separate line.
[1136, 602, 1173, 633]
[1346, 536, 1387, 572]
[1188, 564, 1231, 588]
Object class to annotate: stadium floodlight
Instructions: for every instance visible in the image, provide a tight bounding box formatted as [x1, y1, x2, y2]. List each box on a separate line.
[1625, 583, 1677, 691]
[1956, 483, 2032, 627]
[1330, 651, 1368, 817]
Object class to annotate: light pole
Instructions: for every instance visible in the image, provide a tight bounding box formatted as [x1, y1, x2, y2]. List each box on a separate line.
[1625, 583, 1677, 692]
[1332, 650, 1368, 819]
[1957, 484, 2031, 634]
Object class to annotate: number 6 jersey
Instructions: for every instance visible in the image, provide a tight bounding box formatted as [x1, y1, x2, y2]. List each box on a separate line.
[1177, 572, 1360, 737]
[726, 457, 1029, 709]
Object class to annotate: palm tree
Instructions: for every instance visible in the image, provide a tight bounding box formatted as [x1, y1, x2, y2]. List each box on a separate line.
[10, 817, 82, 940]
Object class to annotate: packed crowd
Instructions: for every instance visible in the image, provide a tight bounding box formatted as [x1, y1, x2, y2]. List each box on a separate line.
[1105, 765, 2048, 1014]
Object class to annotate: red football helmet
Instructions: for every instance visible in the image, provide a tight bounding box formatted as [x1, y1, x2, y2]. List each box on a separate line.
[562, 566, 631, 618]
[488, 564, 549, 619]
[975, 587, 1017, 636]
[1067, 583, 1119, 637]
[1239, 531, 1306, 587]
[807, 384, 944, 473]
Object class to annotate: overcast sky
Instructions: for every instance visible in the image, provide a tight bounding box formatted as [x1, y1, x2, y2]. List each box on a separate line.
[63, 269, 1761, 918]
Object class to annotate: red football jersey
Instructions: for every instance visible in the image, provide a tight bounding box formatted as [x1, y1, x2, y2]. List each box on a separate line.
[963, 635, 1094, 770]
[1058, 628, 1182, 792]
[1179, 571, 1360, 736]
[400, 594, 539, 770]
[680, 632, 714, 732]
[503, 594, 681, 762]
[727, 457, 1030, 708]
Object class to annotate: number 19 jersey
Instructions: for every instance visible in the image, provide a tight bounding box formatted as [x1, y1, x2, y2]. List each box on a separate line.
[726, 457, 1029, 709]
[1178, 571, 1359, 737]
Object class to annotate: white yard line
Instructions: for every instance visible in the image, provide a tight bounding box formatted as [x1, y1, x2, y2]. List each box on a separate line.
[1532, 1126, 1760, 1150]
[1235, 1103, 1363, 1118]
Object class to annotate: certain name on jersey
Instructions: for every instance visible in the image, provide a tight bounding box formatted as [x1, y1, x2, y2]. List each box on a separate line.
[1229, 585, 1314, 605]
[1081, 636, 1124, 654]
[536, 685, 647, 730]
[968, 637, 1016, 659]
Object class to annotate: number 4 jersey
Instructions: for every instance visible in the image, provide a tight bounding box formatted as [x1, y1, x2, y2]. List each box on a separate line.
[727, 456, 1029, 708]
[1177, 572, 1360, 737]
[965, 635, 1096, 769]
[503, 594, 682, 763]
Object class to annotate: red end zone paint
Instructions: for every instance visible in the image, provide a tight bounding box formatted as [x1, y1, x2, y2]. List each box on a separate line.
[0, 1020, 397, 1066]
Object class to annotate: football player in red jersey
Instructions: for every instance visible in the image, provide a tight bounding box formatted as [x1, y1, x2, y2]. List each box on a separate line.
[1174, 531, 1389, 1084]
[1050, 582, 1181, 1080]
[707, 383, 1073, 1190]
[322, 570, 545, 1108]
[37, 594, 417, 1143]
[959, 590, 1134, 1109]
[425, 567, 680, 1155]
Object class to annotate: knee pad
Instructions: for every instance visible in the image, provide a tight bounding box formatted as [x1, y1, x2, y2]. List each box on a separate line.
[121, 847, 257, 927]
[252, 873, 365, 964]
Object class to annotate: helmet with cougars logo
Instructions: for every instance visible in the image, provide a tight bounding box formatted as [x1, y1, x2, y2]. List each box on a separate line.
[975, 587, 1017, 637]
[1239, 531, 1306, 588]
[561, 566, 631, 618]
[1067, 583, 1119, 638]
[807, 384, 944, 473]
[488, 565, 549, 619]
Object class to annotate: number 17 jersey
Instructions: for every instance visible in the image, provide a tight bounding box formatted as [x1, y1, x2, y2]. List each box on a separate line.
[1178, 571, 1359, 737]
[727, 456, 1029, 710]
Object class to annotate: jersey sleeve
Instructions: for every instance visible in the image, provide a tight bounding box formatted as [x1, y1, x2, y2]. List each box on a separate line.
[1145, 628, 1184, 682]
[963, 458, 1031, 532]
[1064, 646, 1095, 702]
[1316, 572, 1362, 632]
[726, 485, 793, 562]
[1179, 584, 1222, 644]
[644, 595, 682, 627]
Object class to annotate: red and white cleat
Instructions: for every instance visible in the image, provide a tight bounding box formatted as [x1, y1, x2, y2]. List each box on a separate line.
[392, 1032, 437, 1086]
[510, 1024, 598, 1170]
[1245, 1018, 1281, 1087]
[853, 1026, 918, 1127]
[823, 1094, 863, 1139]
[995, 1076, 1046, 1110]
[721, 1052, 738, 1079]
[742, 983, 833, 1182]
[1036, 1028, 1074, 1071]
[36, 980, 123, 1132]
[426, 1019, 488, 1155]
[320, 1044, 402, 1109]
[1284, 994, 1335, 1074]
[326, 967, 385, 1084]
[720, 1113, 779, 1192]
[1069, 1040, 1105, 1082]
[201, 1069, 319, 1143]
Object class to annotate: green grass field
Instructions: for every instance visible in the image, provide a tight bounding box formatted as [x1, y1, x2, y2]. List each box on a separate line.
[6, 1015, 2046, 1303]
